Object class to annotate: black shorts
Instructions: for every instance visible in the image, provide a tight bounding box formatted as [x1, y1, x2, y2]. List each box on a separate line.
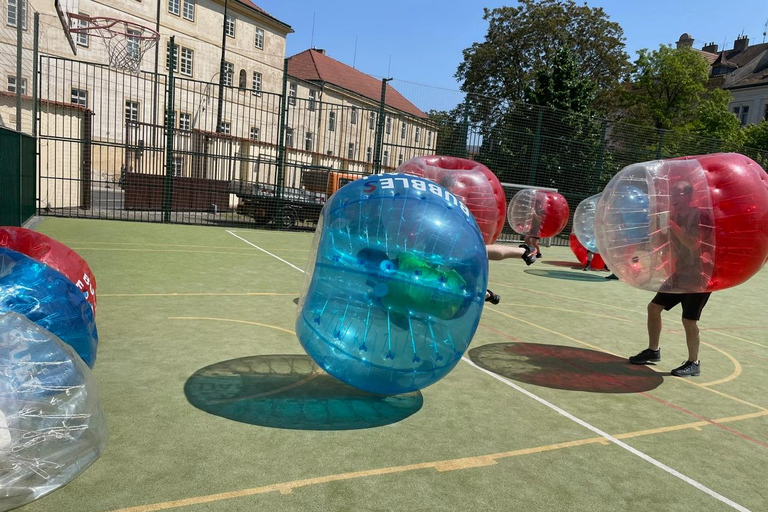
[651, 292, 711, 321]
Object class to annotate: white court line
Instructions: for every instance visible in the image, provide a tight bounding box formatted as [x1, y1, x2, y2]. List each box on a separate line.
[229, 230, 751, 512]
[226, 230, 306, 273]
[461, 357, 750, 511]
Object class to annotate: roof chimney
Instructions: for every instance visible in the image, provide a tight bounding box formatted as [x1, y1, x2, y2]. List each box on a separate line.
[702, 42, 718, 53]
[733, 35, 749, 52]
[676, 33, 694, 49]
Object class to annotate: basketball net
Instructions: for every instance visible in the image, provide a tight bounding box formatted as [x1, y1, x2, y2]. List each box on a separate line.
[68, 14, 160, 73]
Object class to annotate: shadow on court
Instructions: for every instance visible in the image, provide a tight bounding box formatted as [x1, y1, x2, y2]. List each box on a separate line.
[541, 260, 586, 269]
[524, 268, 610, 282]
[184, 354, 423, 430]
[468, 343, 663, 393]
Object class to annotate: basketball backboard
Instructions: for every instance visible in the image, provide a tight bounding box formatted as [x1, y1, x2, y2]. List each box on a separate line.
[54, 0, 79, 55]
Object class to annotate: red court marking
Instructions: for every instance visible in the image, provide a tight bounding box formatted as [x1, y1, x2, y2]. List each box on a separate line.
[478, 325, 768, 449]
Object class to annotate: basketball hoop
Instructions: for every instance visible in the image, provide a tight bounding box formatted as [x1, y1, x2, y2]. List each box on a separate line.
[68, 14, 160, 73]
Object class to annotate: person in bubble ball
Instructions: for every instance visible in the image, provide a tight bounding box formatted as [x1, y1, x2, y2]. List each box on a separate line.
[523, 196, 546, 259]
[483, 244, 537, 305]
[628, 181, 712, 377]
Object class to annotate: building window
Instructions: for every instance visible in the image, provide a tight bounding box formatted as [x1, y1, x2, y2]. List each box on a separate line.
[238, 69, 247, 90]
[171, 156, 184, 177]
[250, 127, 259, 140]
[763, 104, 768, 122]
[383, 150, 389, 167]
[179, 112, 191, 131]
[288, 82, 296, 106]
[398, 154, 404, 165]
[125, 100, 140, 123]
[71, 88, 87, 107]
[368, 111, 375, 130]
[385, 116, 391, 135]
[126, 29, 141, 60]
[285, 127, 294, 147]
[305, 132, 314, 151]
[180, 47, 193, 76]
[254, 27, 264, 49]
[166, 41, 179, 71]
[427, 131, 432, 146]
[347, 143, 355, 159]
[308, 89, 316, 111]
[733, 105, 749, 126]
[328, 111, 336, 132]
[219, 121, 231, 134]
[366, 147, 372, 162]
[168, 0, 180, 16]
[415, 126, 421, 143]
[225, 15, 235, 38]
[252, 71, 262, 95]
[351, 106, 357, 124]
[7, 76, 27, 95]
[222, 62, 234, 87]
[8, 0, 27, 29]
[73, 14, 88, 46]
[401, 123, 406, 139]
[182, 0, 194, 21]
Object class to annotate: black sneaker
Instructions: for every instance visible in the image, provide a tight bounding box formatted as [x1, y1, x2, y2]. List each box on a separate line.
[519, 244, 537, 266]
[671, 360, 700, 377]
[485, 289, 500, 305]
[629, 348, 661, 364]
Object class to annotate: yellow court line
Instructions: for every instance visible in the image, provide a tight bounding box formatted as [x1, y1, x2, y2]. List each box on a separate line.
[167, 317, 296, 336]
[484, 307, 765, 411]
[696, 341, 743, 387]
[103, 410, 768, 512]
[101, 292, 295, 298]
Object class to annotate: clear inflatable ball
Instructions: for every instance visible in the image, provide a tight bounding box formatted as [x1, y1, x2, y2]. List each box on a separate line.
[507, 189, 570, 238]
[0, 312, 107, 511]
[573, 193, 602, 253]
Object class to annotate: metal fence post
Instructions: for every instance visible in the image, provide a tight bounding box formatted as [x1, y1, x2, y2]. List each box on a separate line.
[32, 13, 38, 138]
[15, 8, 23, 132]
[373, 78, 391, 174]
[460, 98, 470, 159]
[163, 36, 176, 223]
[275, 58, 289, 226]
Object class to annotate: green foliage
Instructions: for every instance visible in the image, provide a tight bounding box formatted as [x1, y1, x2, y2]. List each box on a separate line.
[456, 0, 629, 121]
[427, 108, 469, 158]
[742, 121, 768, 151]
[624, 45, 711, 130]
[688, 89, 741, 142]
[524, 48, 597, 116]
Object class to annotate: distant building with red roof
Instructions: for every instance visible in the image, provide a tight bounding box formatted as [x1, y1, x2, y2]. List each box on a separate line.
[285, 48, 436, 174]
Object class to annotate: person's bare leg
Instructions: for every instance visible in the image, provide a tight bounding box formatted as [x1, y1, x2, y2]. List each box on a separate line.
[647, 302, 664, 351]
[486, 244, 525, 261]
[681, 318, 700, 362]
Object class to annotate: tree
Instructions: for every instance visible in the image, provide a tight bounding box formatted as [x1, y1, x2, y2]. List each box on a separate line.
[456, 0, 629, 120]
[524, 47, 596, 115]
[689, 89, 741, 142]
[427, 107, 469, 158]
[624, 45, 711, 130]
[742, 121, 768, 151]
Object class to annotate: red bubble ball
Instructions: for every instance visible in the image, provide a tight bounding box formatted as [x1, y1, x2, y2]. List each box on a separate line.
[508, 189, 570, 238]
[398, 156, 506, 244]
[0, 227, 98, 315]
[569, 233, 606, 270]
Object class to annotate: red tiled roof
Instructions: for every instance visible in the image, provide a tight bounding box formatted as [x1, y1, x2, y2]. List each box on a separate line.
[287, 49, 427, 118]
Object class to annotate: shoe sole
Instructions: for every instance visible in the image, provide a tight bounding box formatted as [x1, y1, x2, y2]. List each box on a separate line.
[629, 359, 660, 364]
[671, 372, 700, 377]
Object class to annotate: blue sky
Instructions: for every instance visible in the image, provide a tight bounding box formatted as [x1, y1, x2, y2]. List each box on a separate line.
[256, 0, 768, 110]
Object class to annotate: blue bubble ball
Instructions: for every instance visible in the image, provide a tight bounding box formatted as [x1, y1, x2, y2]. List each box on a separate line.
[296, 173, 489, 395]
[0, 248, 98, 367]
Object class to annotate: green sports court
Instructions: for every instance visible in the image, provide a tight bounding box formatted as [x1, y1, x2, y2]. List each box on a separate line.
[13, 217, 767, 512]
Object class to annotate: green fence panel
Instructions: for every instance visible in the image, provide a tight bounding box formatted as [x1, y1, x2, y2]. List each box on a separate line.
[0, 127, 36, 227]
